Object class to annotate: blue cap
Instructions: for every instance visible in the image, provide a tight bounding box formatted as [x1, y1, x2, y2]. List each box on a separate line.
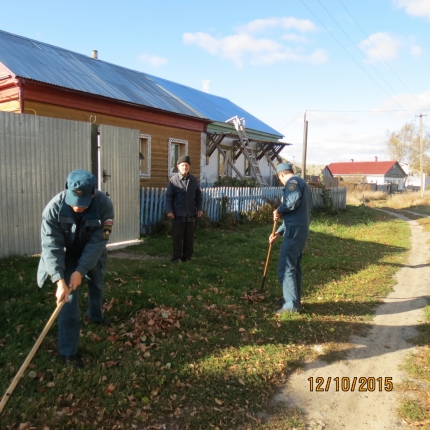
[276, 162, 293, 173]
[65, 169, 96, 207]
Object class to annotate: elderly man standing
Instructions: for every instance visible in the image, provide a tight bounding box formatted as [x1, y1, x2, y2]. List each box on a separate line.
[37, 169, 114, 367]
[166, 155, 203, 263]
[269, 163, 311, 314]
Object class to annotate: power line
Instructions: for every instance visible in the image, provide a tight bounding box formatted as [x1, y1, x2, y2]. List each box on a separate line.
[338, 0, 426, 112]
[299, 0, 410, 113]
[317, 0, 414, 112]
[279, 109, 424, 131]
[307, 109, 425, 113]
[278, 110, 305, 131]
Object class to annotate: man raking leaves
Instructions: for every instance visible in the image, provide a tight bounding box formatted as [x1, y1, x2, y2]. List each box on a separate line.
[269, 163, 311, 314]
[37, 169, 114, 367]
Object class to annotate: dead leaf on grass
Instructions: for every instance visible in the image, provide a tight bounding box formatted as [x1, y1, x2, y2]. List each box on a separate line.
[240, 290, 265, 303]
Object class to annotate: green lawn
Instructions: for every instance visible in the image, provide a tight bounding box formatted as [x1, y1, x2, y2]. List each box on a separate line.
[0, 205, 410, 429]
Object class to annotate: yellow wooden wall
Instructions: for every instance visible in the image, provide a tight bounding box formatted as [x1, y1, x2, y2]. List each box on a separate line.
[24, 101, 202, 188]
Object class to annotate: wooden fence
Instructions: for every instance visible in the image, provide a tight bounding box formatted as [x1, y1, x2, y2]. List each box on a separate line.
[140, 186, 347, 233]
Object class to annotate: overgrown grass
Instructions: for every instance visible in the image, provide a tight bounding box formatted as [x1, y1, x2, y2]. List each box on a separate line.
[0, 206, 410, 429]
[367, 190, 430, 216]
[346, 189, 388, 206]
[399, 342, 430, 427]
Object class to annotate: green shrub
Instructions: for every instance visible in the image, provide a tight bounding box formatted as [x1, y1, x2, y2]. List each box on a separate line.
[213, 176, 260, 188]
[241, 198, 281, 225]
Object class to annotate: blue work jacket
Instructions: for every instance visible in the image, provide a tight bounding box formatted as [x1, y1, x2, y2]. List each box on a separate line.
[165, 173, 203, 218]
[37, 190, 114, 287]
[276, 175, 311, 235]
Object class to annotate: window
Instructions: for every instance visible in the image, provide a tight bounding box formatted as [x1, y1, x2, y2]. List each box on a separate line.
[218, 146, 233, 177]
[244, 157, 252, 177]
[139, 134, 151, 179]
[168, 138, 188, 177]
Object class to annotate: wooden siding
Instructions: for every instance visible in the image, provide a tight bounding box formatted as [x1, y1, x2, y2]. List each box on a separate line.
[0, 100, 19, 112]
[386, 164, 407, 178]
[25, 100, 202, 188]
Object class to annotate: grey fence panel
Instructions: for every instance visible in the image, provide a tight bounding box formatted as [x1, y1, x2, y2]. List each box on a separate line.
[100, 124, 140, 244]
[0, 111, 92, 258]
[329, 187, 347, 209]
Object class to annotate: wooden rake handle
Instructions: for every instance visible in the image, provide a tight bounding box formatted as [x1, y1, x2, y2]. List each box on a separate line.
[0, 300, 66, 414]
[261, 219, 278, 290]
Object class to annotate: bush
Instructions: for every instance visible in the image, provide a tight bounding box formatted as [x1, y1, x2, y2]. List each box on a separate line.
[213, 176, 260, 188]
[240, 198, 281, 225]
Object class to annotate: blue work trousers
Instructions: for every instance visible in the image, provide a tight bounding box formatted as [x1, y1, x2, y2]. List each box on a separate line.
[277, 225, 309, 311]
[58, 257, 105, 356]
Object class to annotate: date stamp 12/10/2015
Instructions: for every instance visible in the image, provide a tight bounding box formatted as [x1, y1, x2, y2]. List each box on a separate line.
[308, 377, 393, 392]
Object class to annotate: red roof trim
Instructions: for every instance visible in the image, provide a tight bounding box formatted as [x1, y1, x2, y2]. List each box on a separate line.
[18, 79, 211, 132]
[328, 161, 400, 175]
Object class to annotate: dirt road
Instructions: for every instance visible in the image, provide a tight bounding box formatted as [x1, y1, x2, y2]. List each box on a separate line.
[272, 211, 430, 429]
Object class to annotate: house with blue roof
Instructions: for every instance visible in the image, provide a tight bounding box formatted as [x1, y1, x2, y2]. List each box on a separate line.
[0, 29, 288, 187]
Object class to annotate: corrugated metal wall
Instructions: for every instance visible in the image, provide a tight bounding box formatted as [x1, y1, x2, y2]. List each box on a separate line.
[0, 111, 92, 257]
[99, 124, 140, 243]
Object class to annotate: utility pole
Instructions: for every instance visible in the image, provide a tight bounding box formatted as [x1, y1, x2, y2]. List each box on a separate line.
[302, 111, 308, 180]
[416, 113, 427, 196]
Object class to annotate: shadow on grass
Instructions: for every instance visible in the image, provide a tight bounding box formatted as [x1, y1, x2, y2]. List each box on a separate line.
[0, 211, 413, 429]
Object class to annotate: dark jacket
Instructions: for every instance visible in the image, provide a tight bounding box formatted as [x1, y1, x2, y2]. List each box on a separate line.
[37, 190, 114, 287]
[165, 173, 203, 218]
[276, 175, 311, 234]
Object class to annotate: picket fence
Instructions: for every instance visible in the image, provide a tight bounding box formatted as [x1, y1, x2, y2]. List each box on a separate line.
[140, 186, 347, 233]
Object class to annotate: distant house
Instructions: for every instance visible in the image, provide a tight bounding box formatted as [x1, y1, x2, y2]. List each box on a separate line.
[325, 159, 407, 190]
[400, 164, 430, 189]
[0, 29, 287, 187]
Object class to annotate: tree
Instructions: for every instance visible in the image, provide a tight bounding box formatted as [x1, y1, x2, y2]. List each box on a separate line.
[386, 121, 430, 174]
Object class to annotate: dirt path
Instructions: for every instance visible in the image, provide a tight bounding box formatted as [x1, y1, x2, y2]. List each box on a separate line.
[272, 210, 430, 429]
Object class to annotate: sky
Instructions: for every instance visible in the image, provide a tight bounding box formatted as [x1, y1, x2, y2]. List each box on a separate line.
[1, 0, 430, 166]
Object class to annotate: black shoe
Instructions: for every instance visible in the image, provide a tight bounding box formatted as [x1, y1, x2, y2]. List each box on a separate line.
[90, 317, 112, 327]
[171, 258, 181, 263]
[181, 257, 192, 262]
[61, 354, 84, 368]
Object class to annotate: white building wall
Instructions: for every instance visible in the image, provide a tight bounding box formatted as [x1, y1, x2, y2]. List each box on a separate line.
[365, 175, 384, 184]
[366, 175, 405, 190]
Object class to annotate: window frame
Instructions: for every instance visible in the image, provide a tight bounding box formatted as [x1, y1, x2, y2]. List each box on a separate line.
[139, 133, 152, 179]
[168, 137, 188, 177]
[218, 144, 233, 177]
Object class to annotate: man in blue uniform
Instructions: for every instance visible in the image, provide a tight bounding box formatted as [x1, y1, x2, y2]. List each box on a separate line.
[166, 155, 203, 263]
[269, 163, 311, 314]
[37, 169, 114, 367]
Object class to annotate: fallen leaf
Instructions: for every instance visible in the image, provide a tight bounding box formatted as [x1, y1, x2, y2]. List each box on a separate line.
[239, 328, 246, 332]
[28, 371, 37, 379]
[214, 398, 223, 405]
[104, 383, 115, 395]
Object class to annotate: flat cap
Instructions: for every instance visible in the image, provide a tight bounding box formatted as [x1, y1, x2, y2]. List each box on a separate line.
[276, 162, 294, 173]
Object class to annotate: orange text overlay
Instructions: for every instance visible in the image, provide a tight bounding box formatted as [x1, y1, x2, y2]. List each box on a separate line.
[308, 377, 393, 392]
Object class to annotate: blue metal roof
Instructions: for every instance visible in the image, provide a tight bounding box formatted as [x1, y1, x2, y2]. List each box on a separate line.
[0, 29, 283, 137]
[149, 75, 283, 137]
[0, 30, 203, 118]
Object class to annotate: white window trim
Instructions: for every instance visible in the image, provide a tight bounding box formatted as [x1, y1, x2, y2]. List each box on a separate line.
[168, 137, 188, 178]
[140, 133, 151, 179]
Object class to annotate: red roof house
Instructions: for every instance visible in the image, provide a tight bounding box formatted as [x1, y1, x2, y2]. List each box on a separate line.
[325, 160, 407, 190]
